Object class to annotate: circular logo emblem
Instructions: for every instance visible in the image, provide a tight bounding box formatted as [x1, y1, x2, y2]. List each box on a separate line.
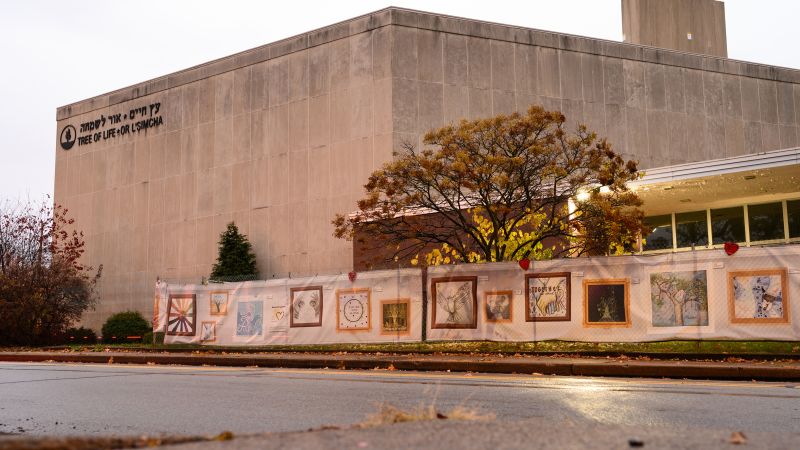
[60, 125, 76, 150]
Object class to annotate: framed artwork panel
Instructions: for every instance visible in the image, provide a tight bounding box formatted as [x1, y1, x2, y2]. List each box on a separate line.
[268, 303, 289, 334]
[525, 272, 571, 322]
[209, 291, 229, 316]
[290, 286, 323, 327]
[381, 298, 411, 334]
[337, 288, 371, 331]
[650, 270, 709, 327]
[431, 276, 478, 329]
[200, 321, 216, 343]
[236, 300, 263, 336]
[484, 291, 513, 323]
[167, 294, 196, 336]
[583, 279, 630, 327]
[728, 269, 789, 324]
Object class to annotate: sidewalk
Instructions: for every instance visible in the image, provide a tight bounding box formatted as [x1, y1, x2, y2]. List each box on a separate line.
[2, 350, 799, 381]
[3, 417, 797, 450]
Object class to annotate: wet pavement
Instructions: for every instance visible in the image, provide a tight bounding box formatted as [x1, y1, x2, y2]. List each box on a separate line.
[1, 362, 799, 437]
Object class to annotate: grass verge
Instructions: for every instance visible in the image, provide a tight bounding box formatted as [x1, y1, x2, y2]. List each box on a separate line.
[34, 339, 800, 357]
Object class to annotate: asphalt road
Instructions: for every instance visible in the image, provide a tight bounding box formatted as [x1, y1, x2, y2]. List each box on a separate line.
[1, 362, 799, 437]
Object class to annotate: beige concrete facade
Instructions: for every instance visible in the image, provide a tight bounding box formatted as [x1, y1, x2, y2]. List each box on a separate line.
[55, 7, 800, 329]
[623, 0, 728, 57]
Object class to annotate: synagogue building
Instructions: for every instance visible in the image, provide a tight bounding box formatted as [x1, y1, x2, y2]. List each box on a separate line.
[55, 1, 800, 329]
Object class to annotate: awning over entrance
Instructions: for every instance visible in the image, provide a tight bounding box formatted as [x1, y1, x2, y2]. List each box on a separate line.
[630, 147, 800, 216]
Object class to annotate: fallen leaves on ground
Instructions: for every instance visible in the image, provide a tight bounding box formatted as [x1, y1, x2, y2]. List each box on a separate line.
[213, 431, 234, 441]
[729, 431, 747, 445]
[0, 434, 216, 450]
[360, 402, 494, 427]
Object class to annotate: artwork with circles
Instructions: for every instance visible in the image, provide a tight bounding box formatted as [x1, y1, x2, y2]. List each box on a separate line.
[337, 288, 371, 331]
[290, 286, 323, 327]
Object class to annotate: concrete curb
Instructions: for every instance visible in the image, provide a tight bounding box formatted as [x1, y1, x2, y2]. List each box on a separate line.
[3, 351, 800, 381]
[41, 345, 800, 361]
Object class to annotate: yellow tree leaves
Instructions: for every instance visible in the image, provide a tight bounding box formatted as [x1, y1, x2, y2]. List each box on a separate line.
[333, 105, 649, 266]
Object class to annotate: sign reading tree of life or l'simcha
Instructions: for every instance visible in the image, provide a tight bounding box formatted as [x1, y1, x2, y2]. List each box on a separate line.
[337, 289, 371, 330]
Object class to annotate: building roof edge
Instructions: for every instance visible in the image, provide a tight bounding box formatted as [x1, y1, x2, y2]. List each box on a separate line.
[631, 147, 800, 186]
[57, 6, 800, 121]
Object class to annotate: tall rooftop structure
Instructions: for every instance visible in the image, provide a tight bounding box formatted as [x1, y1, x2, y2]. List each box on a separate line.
[622, 0, 728, 57]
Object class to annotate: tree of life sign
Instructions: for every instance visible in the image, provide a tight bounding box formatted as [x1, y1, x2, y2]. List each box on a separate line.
[337, 288, 371, 331]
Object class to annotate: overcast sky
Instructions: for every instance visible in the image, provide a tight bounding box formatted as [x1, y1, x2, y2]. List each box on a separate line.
[1, 0, 798, 201]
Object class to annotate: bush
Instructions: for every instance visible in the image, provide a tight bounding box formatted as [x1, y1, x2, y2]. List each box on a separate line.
[63, 327, 97, 344]
[142, 331, 164, 345]
[101, 311, 150, 343]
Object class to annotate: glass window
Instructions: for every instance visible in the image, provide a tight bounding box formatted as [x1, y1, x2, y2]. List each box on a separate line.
[711, 207, 745, 245]
[747, 202, 785, 242]
[788, 200, 800, 239]
[675, 210, 708, 248]
[643, 215, 673, 251]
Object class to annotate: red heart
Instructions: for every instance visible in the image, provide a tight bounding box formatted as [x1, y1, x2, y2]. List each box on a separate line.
[348, 271, 357, 282]
[724, 242, 739, 256]
[518, 258, 530, 271]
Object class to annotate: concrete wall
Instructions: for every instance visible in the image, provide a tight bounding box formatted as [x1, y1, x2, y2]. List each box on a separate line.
[55, 15, 395, 328]
[387, 8, 799, 169]
[623, 0, 727, 58]
[54, 8, 800, 329]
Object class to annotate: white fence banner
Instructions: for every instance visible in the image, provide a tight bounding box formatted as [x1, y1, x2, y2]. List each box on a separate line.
[427, 246, 799, 342]
[161, 268, 423, 345]
[158, 246, 800, 345]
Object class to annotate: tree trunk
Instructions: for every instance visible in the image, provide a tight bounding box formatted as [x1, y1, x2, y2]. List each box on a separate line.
[671, 300, 684, 326]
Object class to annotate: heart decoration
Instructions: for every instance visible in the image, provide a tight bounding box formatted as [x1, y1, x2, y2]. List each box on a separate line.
[724, 242, 739, 256]
[518, 257, 531, 271]
[275, 310, 284, 321]
[348, 271, 357, 282]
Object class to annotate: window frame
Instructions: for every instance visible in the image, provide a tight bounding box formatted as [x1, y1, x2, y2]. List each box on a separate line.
[639, 197, 800, 254]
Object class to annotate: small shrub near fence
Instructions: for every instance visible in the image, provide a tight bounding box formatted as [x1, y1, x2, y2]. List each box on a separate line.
[142, 331, 165, 345]
[63, 327, 97, 344]
[101, 311, 150, 343]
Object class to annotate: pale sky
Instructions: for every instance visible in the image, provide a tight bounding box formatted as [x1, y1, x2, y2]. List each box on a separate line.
[1, 0, 798, 201]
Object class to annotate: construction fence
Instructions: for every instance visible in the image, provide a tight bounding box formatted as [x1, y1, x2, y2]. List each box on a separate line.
[154, 246, 800, 345]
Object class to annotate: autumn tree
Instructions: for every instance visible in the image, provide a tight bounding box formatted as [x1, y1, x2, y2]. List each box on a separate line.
[0, 199, 101, 345]
[333, 105, 649, 265]
[210, 222, 258, 281]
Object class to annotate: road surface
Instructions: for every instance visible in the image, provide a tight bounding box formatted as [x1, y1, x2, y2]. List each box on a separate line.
[1, 362, 799, 437]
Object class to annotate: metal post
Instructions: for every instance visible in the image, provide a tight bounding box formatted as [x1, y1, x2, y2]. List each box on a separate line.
[421, 266, 428, 342]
